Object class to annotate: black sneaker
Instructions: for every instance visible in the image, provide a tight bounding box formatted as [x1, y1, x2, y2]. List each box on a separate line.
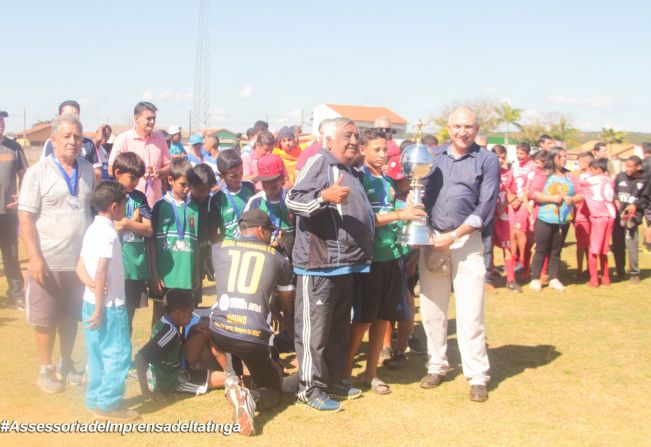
[506, 281, 523, 293]
[383, 351, 407, 370]
[9, 296, 25, 311]
[407, 335, 427, 354]
[60, 360, 84, 386]
[378, 347, 392, 366]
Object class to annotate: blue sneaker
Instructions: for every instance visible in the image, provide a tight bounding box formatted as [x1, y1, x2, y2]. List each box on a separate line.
[298, 394, 342, 412]
[327, 381, 362, 400]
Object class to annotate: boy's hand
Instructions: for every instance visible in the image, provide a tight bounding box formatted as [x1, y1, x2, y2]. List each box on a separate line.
[399, 204, 427, 221]
[85, 281, 109, 295]
[152, 275, 165, 297]
[511, 198, 522, 209]
[144, 390, 166, 403]
[626, 204, 636, 214]
[84, 309, 104, 330]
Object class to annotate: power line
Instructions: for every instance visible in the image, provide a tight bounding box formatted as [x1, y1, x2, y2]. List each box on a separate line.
[192, 0, 210, 134]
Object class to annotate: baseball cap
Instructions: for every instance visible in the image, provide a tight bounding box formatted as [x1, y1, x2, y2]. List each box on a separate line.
[167, 125, 181, 135]
[0, 111, 8, 118]
[253, 154, 285, 182]
[238, 209, 277, 231]
[189, 134, 203, 145]
[386, 155, 406, 181]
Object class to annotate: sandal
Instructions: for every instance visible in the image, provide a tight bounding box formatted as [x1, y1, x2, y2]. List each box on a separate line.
[368, 377, 391, 395]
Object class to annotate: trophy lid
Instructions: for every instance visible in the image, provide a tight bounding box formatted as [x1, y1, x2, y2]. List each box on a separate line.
[400, 143, 434, 180]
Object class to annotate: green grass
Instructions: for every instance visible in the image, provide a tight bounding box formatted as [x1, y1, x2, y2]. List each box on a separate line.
[1, 230, 650, 446]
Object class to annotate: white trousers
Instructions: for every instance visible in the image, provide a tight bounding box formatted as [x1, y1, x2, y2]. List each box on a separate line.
[419, 231, 490, 385]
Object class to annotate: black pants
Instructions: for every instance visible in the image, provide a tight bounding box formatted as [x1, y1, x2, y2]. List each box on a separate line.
[612, 220, 639, 276]
[295, 273, 354, 402]
[211, 332, 283, 411]
[0, 214, 24, 300]
[531, 219, 569, 280]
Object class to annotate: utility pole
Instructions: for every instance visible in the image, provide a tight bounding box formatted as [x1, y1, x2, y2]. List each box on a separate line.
[192, 0, 210, 134]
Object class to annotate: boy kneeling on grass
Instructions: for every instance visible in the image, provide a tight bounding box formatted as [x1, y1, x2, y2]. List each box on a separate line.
[135, 288, 225, 401]
[76, 180, 137, 422]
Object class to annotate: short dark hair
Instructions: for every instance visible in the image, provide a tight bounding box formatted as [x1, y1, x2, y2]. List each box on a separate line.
[191, 163, 217, 187]
[255, 130, 275, 146]
[627, 155, 642, 166]
[92, 180, 127, 212]
[400, 139, 414, 151]
[589, 157, 608, 173]
[421, 135, 438, 146]
[578, 151, 594, 160]
[516, 142, 531, 154]
[112, 152, 146, 178]
[538, 134, 553, 145]
[362, 128, 387, 145]
[593, 142, 607, 152]
[168, 158, 194, 182]
[491, 144, 507, 156]
[253, 120, 268, 134]
[58, 100, 80, 114]
[641, 142, 651, 155]
[217, 149, 242, 175]
[165, 288, 195, 313]
[245, 127, 255, 139]
[134, 101, 157, 116]
[533, 149, 550, 162]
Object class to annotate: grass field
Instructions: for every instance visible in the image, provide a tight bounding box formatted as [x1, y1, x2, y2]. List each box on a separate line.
[0, 230, 650, 446]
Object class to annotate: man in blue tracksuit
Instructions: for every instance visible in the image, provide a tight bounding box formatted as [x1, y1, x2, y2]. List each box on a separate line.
[285, 117, 374, 412]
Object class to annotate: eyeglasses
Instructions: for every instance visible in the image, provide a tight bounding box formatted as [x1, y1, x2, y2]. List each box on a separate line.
[376, 127, 392, 133]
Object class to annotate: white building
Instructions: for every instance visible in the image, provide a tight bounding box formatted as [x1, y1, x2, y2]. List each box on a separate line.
[311, 104, 408, 138]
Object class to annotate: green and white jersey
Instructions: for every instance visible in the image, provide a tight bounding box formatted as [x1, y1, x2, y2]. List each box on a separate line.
[151, 193, 200, 289]
[244, 189, 295, 233]
[139, 316, 181, 393]
[359, 167, 401, 262]
[208, 181, 255, 242]
[394, 198, 413, 257]
[120, 190, 150, 280]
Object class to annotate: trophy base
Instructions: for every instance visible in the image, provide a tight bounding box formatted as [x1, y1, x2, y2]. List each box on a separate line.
[400, 226, 432, 246]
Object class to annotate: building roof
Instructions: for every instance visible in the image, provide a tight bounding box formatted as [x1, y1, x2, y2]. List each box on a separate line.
[568, 139, 636, 158]
[14, 122, 51, 138]
[325, 104, 407, 125]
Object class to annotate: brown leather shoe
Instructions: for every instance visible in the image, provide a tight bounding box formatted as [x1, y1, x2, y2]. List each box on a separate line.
[420, 373, 445, 389]
[469, 384, 488, 402]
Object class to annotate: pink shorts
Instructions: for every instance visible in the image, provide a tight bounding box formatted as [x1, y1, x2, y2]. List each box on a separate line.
[589, 217, 614, 255]
[493, 219, 511, 248]
[508, 205, 529, 232]
[574, 220, 591, 250]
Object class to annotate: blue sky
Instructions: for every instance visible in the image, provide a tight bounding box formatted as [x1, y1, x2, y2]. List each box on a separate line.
[2, 0, 649, 134]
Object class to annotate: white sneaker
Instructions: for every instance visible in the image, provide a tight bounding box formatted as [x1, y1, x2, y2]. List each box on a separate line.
[548, 278, 565, 292]
[529, 279, 542, 292]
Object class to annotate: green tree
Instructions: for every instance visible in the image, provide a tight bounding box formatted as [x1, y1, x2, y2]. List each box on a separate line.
[599, 127, 626, 145]
[495, 101, 523, 147]
[430, 98, 500, 144]
[549, 115, 581, 148]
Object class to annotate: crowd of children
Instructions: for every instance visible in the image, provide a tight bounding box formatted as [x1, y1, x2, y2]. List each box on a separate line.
[6, 102, 651, 436]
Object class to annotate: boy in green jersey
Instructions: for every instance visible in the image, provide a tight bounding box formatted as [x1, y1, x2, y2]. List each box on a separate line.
[345, 128, 425, 395]
[208, 150, 255, 243]
[148, 159, 201, 326]
[111, 152, 153, 334]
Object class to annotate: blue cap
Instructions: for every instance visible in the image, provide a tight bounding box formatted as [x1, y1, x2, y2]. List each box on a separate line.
[189, 134, 203, 145]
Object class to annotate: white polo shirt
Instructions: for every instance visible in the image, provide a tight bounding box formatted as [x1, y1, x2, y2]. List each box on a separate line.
[80, 215, 126, 307]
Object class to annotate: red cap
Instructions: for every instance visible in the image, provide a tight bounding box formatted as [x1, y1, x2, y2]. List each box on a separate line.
[254, 154, 285, 182]
[386, 155, 406, 181]
[386, 139, 401, 158]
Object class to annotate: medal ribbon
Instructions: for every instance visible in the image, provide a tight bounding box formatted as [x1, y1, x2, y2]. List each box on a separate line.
[266, 190, 284, 237]
[126, 196, 135, 219]
[168, 193, 187, 241]
[51, 155, 79, 197]
[222, 184, 243, 221]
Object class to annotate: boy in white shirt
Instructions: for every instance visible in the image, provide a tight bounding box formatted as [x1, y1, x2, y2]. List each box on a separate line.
[76, 180, 138, 422]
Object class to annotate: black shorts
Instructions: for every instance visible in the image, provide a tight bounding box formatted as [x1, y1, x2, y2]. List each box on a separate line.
[125, 279, 148, 310]
[210, 331, 283, 391]
[645, 209, 651, 226]
[352, 258, 410, 324]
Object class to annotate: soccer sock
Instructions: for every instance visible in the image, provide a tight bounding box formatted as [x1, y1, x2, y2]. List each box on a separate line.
[600, 254, 610, 283]
[588, 254, 599, 284]
[505, 257, 516, 283]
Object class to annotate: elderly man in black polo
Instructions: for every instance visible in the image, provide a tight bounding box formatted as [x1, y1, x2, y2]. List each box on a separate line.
[419, 107, 500, 402]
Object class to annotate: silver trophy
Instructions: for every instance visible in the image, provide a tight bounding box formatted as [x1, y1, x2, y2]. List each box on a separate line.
[399, 143, 434, 246]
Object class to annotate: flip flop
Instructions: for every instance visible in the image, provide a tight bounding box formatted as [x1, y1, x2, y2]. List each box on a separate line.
[368, 377, 391, 395]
